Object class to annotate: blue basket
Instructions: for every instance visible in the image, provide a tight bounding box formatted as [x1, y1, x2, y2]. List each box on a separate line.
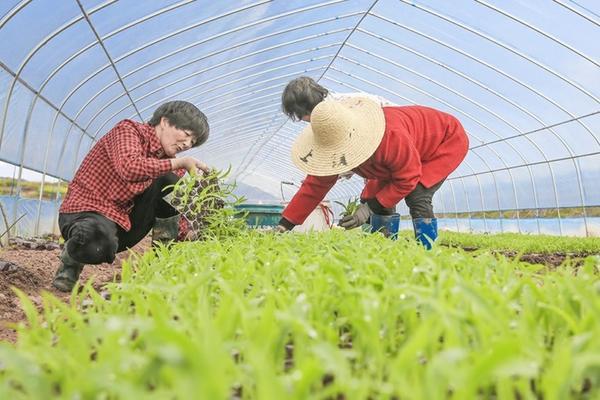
[234, 204, 284, 228]
[370, 213, 400, 240]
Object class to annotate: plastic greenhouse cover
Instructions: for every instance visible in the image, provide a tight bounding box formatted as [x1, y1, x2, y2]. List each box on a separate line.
[0, 0, 598, 236]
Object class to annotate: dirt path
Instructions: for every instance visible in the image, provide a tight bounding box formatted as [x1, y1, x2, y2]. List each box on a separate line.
[0, 238, 149, 343]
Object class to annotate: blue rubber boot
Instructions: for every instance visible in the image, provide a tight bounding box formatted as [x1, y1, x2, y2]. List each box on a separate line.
[412, 218, 438, 250]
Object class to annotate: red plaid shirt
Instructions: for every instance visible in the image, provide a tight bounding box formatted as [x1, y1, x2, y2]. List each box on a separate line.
[60, 120, 187, 234]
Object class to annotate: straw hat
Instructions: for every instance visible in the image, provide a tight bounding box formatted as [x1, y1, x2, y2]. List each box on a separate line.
[291, 97, 385, 176]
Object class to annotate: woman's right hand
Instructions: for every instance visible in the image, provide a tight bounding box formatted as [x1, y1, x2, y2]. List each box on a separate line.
[171, 156, 210, 175]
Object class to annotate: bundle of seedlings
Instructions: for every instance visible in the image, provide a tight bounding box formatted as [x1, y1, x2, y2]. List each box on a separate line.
[165, 167, 247, 240]
[334, 197, 360, 219]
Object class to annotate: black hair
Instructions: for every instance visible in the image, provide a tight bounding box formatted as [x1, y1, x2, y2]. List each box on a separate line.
[281, 76, 329, 121]
[148, 100, 209, 147]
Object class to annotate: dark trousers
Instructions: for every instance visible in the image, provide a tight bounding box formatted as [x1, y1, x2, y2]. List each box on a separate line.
[405, 180, 444, 219]
[59, 173, 180, 265]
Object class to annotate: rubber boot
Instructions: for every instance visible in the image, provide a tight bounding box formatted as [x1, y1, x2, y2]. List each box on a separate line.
[52, 246, 84, 292]
[412, 218, 438, 250]
[152, 215, 180, 246]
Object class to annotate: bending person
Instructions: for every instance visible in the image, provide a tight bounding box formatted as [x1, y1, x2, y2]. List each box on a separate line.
[276, 96, 469, 249]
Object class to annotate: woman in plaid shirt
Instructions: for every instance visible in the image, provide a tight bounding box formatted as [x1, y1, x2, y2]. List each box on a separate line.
[53, 101, 210, 292]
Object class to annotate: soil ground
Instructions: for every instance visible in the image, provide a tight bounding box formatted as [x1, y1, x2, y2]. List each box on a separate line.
[0, 238, 595, 344]
[0, 237, 150, 343]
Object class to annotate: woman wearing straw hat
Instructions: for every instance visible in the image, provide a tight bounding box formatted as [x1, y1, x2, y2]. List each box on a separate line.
[275, 96, 469, 249]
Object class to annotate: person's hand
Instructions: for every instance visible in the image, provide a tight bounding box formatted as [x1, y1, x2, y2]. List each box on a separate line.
[171, 156, 210, 175]
[339, 203, 373, 229]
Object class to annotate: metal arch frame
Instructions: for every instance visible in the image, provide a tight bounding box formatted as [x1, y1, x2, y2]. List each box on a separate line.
[475, 0, 598, 68]
[0, 0, 118, 149]
[448, 180, 465, 232]
[41, 2, 354, 187]
[54, 10, 362, 143]
[389, 1, 599, 233]
[186, 66, 326, 110]
[236, 125, 300, 165]
[395, 1, 598, 103]
[12, 0, 191, 233]
[233, 1, 380, 180]
[75, 0, 142, 120]
[1, 3, 593, 234]
[0, 1, 32, 29]
[55, 57, 334, 185]
[235, 125, 300, 170]
[369, 13, 599, 141]
[201, 88, 285, 115]
[348, 32, 585, 235]
[331, 52, 546, 234]
[211, 110, 286, 132]
[82, 32, 350, 136]
[93, 52, 338, 139]
[365, 15, 593, 234]
[206, 116, 284, 144]
[553, 0, 600, 25]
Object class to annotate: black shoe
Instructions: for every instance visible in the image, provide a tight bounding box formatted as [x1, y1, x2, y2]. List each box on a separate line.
[52, 248, 84, 292]
[52, 263, 83, 292]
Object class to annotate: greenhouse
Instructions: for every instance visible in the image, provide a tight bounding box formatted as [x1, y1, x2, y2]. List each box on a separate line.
[0, 1, 598, 398]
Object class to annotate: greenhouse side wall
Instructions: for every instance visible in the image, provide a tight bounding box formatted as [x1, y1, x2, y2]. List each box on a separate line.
[0, 195, 60, 239]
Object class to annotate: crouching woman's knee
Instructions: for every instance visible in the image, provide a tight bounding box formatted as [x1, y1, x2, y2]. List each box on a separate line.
[63, 216, 119, 265]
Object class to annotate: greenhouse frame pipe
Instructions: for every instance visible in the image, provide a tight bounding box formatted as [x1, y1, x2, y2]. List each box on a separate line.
[447, 181, 462, 232]
[315, 0, 380, 82]
[107, 52, 336, 135]
[121, 11, 361, 85]
[46, 0, 332, 165]
[236, 1, 379, 179]
[186, 66, 326, 110]
[197, 82, 292, 113]
[208, 123, 291, 153]
[365, 19, 590, 235]
[0, 1, 32, 30]
[334, 53, 544, 234]
[453, 151, 600, 180]
[475, 0, 598, 68]
[30, 0, 198, 103]
[458, 177, 475, 233]
[394, 1, 598, 103]
[54, 58, 332, 173]
[234, 118, 292, 181]
[469, 111, 600, 150]
[82, 31, 349, 134]
[552, 0, 600, 25]
[0, 0, 118, 150]
[388, 2, 598, 234]
[207, 117, 282, 142]
[58, 8, 360, 138]
[369, 14, 599, 139]
[88, 44, 342, 138]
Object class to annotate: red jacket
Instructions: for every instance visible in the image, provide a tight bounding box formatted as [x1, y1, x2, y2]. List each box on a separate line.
[282, 106, 469, 225]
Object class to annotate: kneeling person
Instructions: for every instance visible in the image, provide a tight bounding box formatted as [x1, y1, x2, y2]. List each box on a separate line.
[53, 100, 210, 292]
